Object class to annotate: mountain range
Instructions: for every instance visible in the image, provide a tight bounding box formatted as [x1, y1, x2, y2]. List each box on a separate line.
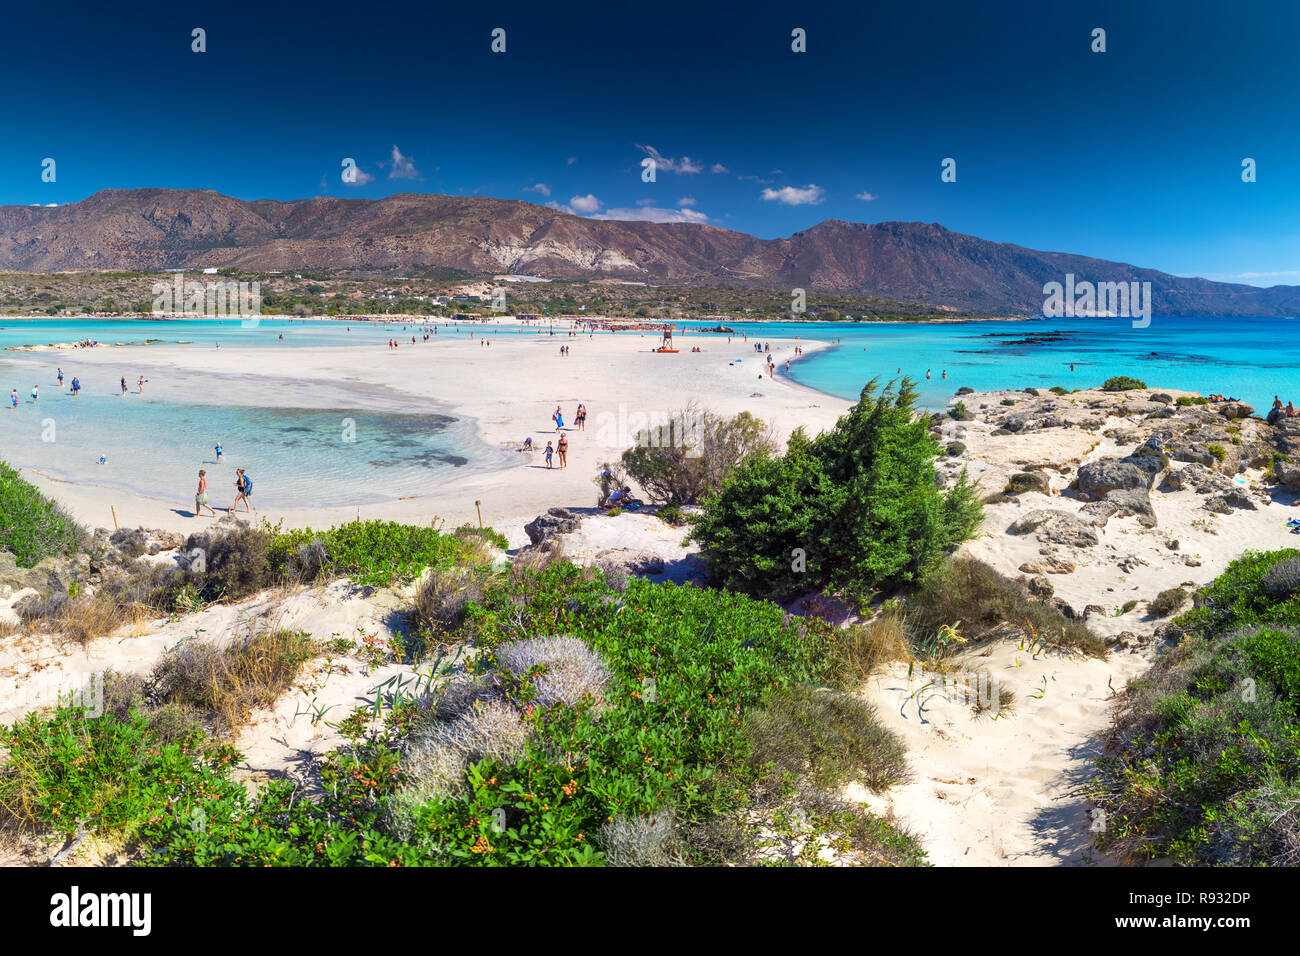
[2, 188, 1297, 317]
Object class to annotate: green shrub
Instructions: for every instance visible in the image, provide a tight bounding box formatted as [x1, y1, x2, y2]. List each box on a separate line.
[1205, 444, 1227, 462]
[910, 557, 1105, 655]
[1176, 396, 1210, 406]
[949, 401, 975, 421]
[1090, 622, 1300, 865]
[690, 379, 983, 602]
[1102, 376, 1147, 391]
[1049, 386, 1069, 396]
[744, 684, 908, 791]
[1147, 587, 1188, 618]
[1177, 549, 1300, 634]
[0, 460, 87, 567]
[655, 503, 686, 526]
[617, 407, 776, 504]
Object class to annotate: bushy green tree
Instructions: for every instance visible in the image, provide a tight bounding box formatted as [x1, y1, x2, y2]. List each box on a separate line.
[689, 379, 982, 602]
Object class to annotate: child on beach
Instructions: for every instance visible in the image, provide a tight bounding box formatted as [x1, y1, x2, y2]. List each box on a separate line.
[544, 442, 554, 468]
[195, 469, 216, 517]
[10, 389, 17, 409]
[30, 385, 38, 402]
[57, 368, 63, 386]
[215, 442, 224, 463]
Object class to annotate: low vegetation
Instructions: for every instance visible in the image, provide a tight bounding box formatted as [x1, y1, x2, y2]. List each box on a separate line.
[1090, 549, 1300, 864]
[613, 407, 777, 505]
[14, 519, 503, 645]
[2, 554, 927, 866]
[0, 460, 88, 568]
[1102, 376, 1147, 391]
[910, 557, 1105, 656]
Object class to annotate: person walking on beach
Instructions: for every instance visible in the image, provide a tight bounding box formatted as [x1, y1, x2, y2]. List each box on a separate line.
[57, 368, 63, 386]
[120, 376, 127, 395]
[576, 403, 586, 431]
[137, 376, 146, 394]
[30, 385, 38, 403]
[194, 469, 216, 517]
[544, 441, 554, 469]
[10, 389, 17, 409]
[557, 433, 569, 469]
[215, 441, 224, 464]
[70, 377, 79, 397]
[231, 468, 253, 512]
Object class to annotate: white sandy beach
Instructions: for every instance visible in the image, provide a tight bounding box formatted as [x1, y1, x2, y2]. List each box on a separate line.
[2, 320, 850, 545]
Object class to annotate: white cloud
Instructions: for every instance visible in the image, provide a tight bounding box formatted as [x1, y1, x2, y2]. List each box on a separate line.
[678, 196, 697, 207]
[636, 144, 703, 174]
[567, 193, 602, 214]
[387, 145, 420, 180]
[760, 184, 825, 206]
[343, 165, 375, 186]
[855, 191, 878, 201]
[566, 155, 577, 165]
[523, 183, 552, 197]
[591, 206, 710, 224]
[710, 163, 729, 174]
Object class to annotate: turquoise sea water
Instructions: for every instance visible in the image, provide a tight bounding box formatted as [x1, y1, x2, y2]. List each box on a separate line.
[1, 315, 1296, 509]
[678, 315, 1300, 412]
[0, 318, 511, 509]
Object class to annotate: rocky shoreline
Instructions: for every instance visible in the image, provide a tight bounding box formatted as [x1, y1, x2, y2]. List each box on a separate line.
[932, 384, 1299, 649]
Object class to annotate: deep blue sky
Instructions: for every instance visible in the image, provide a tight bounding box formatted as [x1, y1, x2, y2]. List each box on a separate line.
[4, 0, 1298, 284]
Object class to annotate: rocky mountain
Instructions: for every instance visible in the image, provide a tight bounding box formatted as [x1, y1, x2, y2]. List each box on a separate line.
[2, 188, 1297, 317]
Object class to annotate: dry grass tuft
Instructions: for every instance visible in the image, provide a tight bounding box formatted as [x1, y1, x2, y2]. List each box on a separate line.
[148, 629, 319, 736]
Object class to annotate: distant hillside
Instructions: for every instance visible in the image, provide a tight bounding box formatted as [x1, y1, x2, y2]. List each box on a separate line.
[2, 188, 1297, 317]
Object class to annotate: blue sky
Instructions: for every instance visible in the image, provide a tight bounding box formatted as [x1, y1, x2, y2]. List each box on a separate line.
[4, 0, 1299, 285]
